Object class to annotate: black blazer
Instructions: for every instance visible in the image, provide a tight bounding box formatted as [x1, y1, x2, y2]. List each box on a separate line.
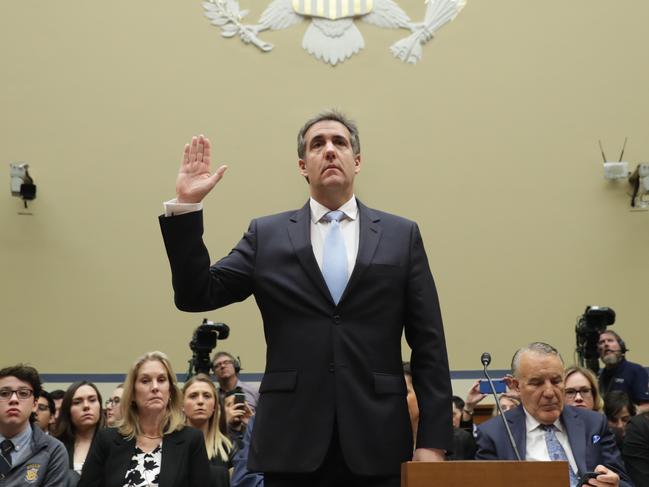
[159, 200, 453, 476]
[77, 427, 211, 487]
[623, 413, 649, 487]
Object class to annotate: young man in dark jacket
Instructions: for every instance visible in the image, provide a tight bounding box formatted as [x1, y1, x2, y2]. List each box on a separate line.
[0, 364, 69, 486]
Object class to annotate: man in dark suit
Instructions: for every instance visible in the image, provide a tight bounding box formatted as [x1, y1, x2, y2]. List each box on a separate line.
[475, 342, 632, 487]
[622, 412, 649, 487]
[159, 110, 453, 486]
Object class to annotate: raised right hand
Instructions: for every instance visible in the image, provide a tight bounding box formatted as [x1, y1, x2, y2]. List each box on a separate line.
[465, 380, 487, 408]
[176, 134, 228, 204]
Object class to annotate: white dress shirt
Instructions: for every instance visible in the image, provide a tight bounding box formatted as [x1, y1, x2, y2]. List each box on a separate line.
[308, 196, 359, 280]
[164, 195, 360, 279]
[523, 408, 578, 475]
[0, 423, 32, 468]
[164, 199, 202, 217]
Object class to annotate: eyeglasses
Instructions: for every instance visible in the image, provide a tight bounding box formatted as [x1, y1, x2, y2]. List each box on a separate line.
[105, 397, 121, 407]
[213, 359, 234, 368]
[565, 388, 592, 399]
[0, 388, 34, 401]
[36, 403, 50, 412]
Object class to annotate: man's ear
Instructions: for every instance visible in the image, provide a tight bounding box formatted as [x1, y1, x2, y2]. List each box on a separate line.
[506, 375, 520, 393]
[298, 159, 310, 183]
[354, 153, 361, 174]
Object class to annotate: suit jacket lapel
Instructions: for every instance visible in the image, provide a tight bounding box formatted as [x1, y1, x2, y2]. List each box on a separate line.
[287, 199, 383, 306]
[286, 202, 332, 303]
[508, 406, 527, 460]
[339, 201, 381, 304]
[562, 407, 587, 475]
[111, 433, 135, 482]
[159, 430, 183, 487]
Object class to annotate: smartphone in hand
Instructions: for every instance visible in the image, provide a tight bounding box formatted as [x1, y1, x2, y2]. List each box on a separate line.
[479, 379, 506, 394]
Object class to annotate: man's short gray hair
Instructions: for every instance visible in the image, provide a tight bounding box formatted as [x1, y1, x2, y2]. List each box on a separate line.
[212, 350, 236, 367]
[511, 342, 564, 377]
[297, 109, 361, 159]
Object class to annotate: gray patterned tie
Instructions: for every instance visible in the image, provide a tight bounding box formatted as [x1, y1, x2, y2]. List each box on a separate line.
[542, 424, 579, 487]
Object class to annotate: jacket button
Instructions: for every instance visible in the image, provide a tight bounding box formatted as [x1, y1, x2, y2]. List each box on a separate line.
[333, 315, 341, 324]
[329, 362, 335, 372]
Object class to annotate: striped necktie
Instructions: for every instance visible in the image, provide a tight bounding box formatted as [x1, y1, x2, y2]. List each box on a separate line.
[0, 439, 14, 476]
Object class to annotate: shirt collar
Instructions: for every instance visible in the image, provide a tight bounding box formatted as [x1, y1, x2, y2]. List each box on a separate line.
[0, 422, 32, 449]
[310, 195, 358, 224]
[523, 407, 563, 433]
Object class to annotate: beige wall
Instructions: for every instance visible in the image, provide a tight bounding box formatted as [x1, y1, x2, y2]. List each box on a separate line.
[1, 1, 648, 381]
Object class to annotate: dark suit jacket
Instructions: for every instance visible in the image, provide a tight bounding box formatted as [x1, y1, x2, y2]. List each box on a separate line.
[159, 200, 453, 476]
[475, 405, 633, 487]
[623, 413, 649, 487]
[77, 427, 211, 487]
[447, 427, 476, 460]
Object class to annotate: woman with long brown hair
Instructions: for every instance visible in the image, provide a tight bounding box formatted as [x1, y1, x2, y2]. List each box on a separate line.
[55, 380, 104, 475]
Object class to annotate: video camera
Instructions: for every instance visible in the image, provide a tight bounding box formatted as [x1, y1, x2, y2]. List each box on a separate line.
[575, 306, 615, 374]
[187, 319, 230, 379]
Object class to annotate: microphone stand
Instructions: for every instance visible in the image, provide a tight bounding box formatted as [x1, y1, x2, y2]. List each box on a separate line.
[482, 353, 522, 461]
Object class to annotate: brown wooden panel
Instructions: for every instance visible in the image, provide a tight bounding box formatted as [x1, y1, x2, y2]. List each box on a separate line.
[474, 404, 495, 425]
[401, 460, 569, 487]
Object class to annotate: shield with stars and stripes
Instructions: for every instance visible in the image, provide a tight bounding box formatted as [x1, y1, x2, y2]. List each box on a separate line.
[292, 0, 374, 20]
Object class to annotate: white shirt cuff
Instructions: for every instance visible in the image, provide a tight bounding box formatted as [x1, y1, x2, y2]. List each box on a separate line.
[163, 198, 203, 217]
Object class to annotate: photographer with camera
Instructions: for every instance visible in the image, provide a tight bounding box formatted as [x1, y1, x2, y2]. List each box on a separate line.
[212, 352, 259, 414]
[598, 330, 649, 414]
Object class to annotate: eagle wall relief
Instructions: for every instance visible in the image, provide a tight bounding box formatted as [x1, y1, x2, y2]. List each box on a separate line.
[202, 0, 467, 65]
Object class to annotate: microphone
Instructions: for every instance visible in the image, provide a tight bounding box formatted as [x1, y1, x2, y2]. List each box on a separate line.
[481, 352, 522, 461]
[481, 352, 491, 367]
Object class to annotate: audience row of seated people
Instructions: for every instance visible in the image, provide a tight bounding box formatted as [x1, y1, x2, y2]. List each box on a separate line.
[2, 331, 648, 486]
[0, 350, 257, 487]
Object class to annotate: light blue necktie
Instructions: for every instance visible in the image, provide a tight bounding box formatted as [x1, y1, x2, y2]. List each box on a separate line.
[542, 424, 579, 487]
[322, 210, 348, 304]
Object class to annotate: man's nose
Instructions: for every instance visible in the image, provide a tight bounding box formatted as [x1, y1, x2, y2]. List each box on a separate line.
[324, 141, 336, 157]
[542, 383, 555, 396]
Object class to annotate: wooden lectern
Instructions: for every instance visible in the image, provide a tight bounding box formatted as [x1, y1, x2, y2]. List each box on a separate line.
[401, 460, 569, 487]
